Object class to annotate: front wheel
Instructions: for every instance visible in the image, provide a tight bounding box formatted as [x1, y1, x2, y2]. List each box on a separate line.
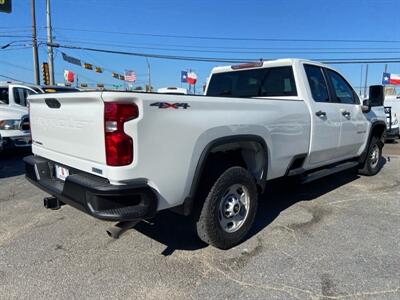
[195, 166, 258, 249]
[359, 136, 382, 176]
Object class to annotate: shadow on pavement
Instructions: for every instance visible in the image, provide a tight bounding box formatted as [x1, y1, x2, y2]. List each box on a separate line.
[0, 149, 31, 179]
[132, 158, 388, 255]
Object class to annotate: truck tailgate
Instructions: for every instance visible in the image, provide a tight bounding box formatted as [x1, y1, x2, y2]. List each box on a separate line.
[29, 92, 106, 165]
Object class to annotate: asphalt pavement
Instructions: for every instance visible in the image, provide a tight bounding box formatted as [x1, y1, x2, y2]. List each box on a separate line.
[0, 145, 399, 299]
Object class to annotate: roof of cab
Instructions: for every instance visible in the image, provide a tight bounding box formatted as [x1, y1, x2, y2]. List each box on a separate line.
[0, 81, 42, 90]
[210, 58, 329, 74]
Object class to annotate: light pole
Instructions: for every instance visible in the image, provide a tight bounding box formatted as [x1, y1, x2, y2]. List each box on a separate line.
[145, 57, 151, 92]
[31, 0, 40, 85]
[46, 0, 55, 85]
[1, 40, 31, 49]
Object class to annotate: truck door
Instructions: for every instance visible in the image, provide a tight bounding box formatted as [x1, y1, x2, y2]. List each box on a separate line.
[304, 64, 341, 165]
[324, 69, 368, 158]
[9, 85, 39, 107]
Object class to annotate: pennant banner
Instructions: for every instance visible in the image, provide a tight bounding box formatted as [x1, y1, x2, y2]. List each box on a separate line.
[62, 52, 81, 66]
[62, 52, 129, 82]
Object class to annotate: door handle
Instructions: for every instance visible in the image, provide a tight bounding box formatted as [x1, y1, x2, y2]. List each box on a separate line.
[342, 110, 351, 118]
[315, 110, 327, 117]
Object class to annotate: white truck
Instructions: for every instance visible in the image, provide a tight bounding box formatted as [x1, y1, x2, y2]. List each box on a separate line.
[384, 95, 400, 140]
[25, 59, 387, 249]
[0, 82, 39, 151]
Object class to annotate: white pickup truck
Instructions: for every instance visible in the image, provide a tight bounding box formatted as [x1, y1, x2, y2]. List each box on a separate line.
[25, 59, 387, 249]
[0, 82, 39, 151]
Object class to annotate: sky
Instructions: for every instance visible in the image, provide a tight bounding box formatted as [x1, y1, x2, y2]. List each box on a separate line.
[1, 0, 400, 93]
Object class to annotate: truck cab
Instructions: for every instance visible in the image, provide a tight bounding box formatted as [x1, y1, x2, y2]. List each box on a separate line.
[205, 60, 387, 170]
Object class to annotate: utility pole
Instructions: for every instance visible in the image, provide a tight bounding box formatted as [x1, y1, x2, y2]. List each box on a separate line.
[359, 65, 363, 96]
[384, 64, 388, 73]
[146, 57, 151, 92]
[31, 0, 40, 85]
[46, 0, 55, 85]
[363, 64, 369, 98]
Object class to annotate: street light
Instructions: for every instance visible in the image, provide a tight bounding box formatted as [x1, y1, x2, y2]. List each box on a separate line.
[1, 40, 31, 49]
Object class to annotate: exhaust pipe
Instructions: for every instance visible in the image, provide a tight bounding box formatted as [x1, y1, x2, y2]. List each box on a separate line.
[106, 220, 140, 239]
[43, 197, 65, 210]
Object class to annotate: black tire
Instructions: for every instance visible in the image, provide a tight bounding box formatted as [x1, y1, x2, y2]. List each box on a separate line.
[358, 136, 382, 176]
[195, 166, 258, 249]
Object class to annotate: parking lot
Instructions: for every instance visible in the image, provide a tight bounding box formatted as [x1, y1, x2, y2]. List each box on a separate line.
[0, 144, 399, 300]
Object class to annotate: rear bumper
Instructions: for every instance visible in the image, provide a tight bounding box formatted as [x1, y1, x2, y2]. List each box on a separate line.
[24, 155, 158, 221]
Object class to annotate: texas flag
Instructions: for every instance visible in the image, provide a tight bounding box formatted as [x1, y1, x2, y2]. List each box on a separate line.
[382, 72, 400, 85]
[187, 72, 198, 85]
[181, 71, 188, 83]
[64, 70, 75, 83]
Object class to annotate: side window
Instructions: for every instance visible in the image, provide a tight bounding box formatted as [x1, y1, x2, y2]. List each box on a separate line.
[304, 65, 330, 103]
[13, 88, 34, 107]
[326, 69, 358, 104]
[0, 87, 9, 104]
[259, 66, 297, 97]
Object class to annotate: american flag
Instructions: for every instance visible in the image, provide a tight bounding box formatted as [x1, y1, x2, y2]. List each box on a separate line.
[124, 70, 136, 82]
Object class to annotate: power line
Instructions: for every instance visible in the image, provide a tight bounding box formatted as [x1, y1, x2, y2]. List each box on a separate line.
[46, 38, 400, 55]
[0, 34, 35, 39]
[0, 59, 33, 71]
[52, 43, 400, 64]
[0, 74, 27, 82]
[54, 27, 400, 44]
[38, 35, 400, 51]
[0, 46, 32, 51]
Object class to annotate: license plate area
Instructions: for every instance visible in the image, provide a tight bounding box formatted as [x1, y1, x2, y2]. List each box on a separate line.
[55, 164, 69, 181]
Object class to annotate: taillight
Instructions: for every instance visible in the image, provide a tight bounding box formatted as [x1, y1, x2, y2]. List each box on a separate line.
[104, 102, 138, 166]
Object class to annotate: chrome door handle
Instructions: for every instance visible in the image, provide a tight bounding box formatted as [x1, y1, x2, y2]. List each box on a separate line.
[315, 110, 327, 117]
[342, 110, 351, 117]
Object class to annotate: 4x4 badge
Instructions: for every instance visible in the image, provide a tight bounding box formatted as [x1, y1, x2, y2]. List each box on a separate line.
[150, 102, 190, 109]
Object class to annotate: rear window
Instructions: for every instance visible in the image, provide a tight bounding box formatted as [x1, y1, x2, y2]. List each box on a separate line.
[206, 66, 297, 98]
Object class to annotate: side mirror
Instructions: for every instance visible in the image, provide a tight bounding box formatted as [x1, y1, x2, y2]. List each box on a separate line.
[362, 99, 371, 113]
[369, 85, 384, 107]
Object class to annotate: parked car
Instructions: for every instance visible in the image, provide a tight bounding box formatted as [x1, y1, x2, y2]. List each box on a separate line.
[384, 106, 399, 141]
[25, 59, 386, 249]
[384, 95, 400, 140]
[384, 94, 400, 119]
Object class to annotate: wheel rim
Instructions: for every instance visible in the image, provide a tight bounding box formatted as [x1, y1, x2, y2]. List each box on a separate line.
[218, 184, 250, 233]
[369, 144, 380, 168]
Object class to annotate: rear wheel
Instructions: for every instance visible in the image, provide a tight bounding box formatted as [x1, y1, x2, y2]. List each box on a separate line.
[195, 167, 258, 249]
[359, 136, 382, 176]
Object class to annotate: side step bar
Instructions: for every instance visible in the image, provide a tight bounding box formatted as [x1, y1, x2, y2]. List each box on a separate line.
[300, 161, 359, 184]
